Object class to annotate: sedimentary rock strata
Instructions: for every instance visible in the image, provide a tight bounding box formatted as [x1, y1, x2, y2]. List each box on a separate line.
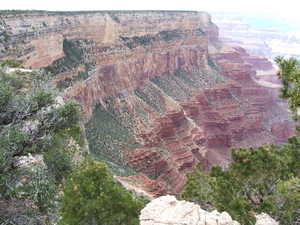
[0, 11, 295, 196]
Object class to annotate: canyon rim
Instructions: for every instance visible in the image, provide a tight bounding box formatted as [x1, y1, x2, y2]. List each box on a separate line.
[0, 10, 295, 196]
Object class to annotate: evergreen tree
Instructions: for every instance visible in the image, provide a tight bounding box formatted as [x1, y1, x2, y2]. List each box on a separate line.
[275, 56, 300, 124]
[59, 158, 145, 225]
[182, 143, 300, 224]
[181, 163, 214, 211]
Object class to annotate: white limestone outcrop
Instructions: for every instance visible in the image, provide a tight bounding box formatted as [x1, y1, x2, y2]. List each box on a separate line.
[139, 195, 240, 225]
[139, 195, 279, 225]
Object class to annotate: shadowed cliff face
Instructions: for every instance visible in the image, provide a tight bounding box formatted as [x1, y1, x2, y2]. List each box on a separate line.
[0, 11, 295, 196]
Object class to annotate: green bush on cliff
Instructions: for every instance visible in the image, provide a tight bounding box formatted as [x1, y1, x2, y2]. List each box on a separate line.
[174, 67, 196, 88]
[0, 58, 21, 67]
[56, 69, 90, 90]
[182, 142, 300, 224]
[182, 56, 300, 225]
[0, 62, 83, 224]
[134, 88, 160, 113]
[59, 158, 145, 225]
[275, 56, 300, 125]
[0, 58, 145, 224]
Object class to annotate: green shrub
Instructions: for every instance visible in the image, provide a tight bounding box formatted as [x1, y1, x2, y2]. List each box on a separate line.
[0, 64, 83, 224]
[43, 150, 74, 185]
[60, 160, 144, 225]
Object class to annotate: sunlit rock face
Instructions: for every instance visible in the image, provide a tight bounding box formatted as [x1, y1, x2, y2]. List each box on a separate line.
[0, 11, 295, 196]
[139, 195, 279, 225]
[139, 195, 241, 225]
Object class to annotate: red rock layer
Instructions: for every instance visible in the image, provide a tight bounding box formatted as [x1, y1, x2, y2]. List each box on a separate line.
[65, 29, 208, 120]
[211, 45, 294, 148]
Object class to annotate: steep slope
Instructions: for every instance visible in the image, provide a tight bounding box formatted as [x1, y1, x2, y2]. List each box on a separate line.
[0, 11, 295, 196]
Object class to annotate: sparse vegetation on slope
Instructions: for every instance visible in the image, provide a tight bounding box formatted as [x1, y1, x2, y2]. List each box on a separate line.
[45, 39, 85, 75]
[84, 104, 138, 176]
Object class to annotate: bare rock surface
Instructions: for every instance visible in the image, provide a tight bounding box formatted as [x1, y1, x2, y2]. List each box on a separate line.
[255, 213, 279, 225]
[139, 195, 240, 225]
[139, 195, 279, 225]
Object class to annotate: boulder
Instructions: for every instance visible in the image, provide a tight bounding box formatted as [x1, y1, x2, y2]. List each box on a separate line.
[139, 195, 240, 225]
[139, 195, 278, 225]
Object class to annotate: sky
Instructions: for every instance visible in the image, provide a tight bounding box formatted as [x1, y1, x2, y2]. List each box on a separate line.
[1, 0, 299, 16]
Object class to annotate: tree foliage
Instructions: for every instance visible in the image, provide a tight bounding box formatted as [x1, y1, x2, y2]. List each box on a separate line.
[0, 61, 83, 224]
[182, 141, 300, 224]
[275, 55, 300, 124]
[182, 56, 300, 225]
[59, 158, 145, 225]
[0, 60, 145, 225]
[0, 58, 22, 68]
[181, 163, 215, 211]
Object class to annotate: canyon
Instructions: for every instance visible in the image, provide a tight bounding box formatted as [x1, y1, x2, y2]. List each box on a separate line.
[0, 10, 295, 196]
[210, 12, 300, 60]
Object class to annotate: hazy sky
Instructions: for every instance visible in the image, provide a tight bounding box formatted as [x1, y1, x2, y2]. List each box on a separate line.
[1, 0, 298, 16]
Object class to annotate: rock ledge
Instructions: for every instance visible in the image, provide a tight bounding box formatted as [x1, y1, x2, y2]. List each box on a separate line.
[139, 195, 279, 225]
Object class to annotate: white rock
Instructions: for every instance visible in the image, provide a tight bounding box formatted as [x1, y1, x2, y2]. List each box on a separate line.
[255, 213, 279, 225]
[14, 153, 44, 168]
[139, 195, 240, 225]
[140, 196, 277, 225]
[6, 68, 33, 73]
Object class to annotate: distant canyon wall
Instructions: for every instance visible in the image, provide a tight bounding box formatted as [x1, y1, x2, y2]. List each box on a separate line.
[0, 11, 217, 68]
[210, 12, 300, 60]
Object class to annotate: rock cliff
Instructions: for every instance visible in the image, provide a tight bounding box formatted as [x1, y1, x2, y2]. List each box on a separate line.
[0, 10, 295, 196]
[0, 11, 217, 69]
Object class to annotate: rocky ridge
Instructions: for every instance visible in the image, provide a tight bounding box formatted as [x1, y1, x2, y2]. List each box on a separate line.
[0, 11, 295, 196]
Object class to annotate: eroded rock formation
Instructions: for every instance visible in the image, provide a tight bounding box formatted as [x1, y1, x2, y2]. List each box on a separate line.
[0, 11, 295, 196]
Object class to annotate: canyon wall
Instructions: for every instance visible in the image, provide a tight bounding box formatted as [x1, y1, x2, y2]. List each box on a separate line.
[0, 11, 295, 196]
[0, 11, 217, 68]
